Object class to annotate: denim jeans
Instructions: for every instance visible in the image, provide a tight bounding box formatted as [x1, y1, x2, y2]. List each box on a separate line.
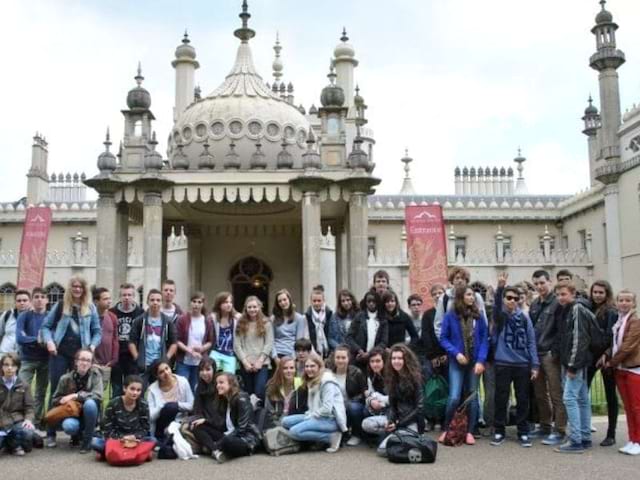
[444, 360, 480, 432]
[175, 362, 198, 392]
[19, 359, 49, 425]
[210, 350, 238, 374]
[240, 365, 269, 400]
[562, 367, 591, 445]
[61, 399, 99, 445]
[346, 400, 365, 437]
[282, 414, 338, 443]
[0, 423, 34, 451]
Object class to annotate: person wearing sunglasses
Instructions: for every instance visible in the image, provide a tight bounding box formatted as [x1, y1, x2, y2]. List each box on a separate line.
[490, 286, 539, 448]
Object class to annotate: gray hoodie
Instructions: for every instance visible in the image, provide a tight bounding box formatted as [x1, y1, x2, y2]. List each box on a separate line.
[306, 371, 348, 432]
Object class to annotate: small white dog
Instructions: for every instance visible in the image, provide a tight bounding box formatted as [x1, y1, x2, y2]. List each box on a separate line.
[167, 421, 199, 460]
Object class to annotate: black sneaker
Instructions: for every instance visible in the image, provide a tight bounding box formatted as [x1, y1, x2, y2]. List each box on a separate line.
[490, 434, 505, 446]
[519, 435, 533, 448]
[582, 440, 593, 449]
[600, 437, 615, 447]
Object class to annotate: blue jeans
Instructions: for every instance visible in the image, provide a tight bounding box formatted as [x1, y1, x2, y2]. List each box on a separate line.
[61, 399, 99, 445]
[562, 368, 591, 445]
[444, 360, 480, 432]
[240, 365, 269, 400]
[0, 424, 34, 451]
[282, 414, 338, 444]
[346, 400, 365, 437]
[175, 361, 198, 392]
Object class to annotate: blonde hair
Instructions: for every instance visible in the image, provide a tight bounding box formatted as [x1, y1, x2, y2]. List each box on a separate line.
[63, 274, 92, 316]
[302, 353, 325, 390]
[616, 289, 637, 307]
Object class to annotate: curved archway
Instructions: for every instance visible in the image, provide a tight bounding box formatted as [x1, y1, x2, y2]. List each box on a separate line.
[229, 256, 273, 313]
[44, 282, 65, 310]
[0, 282, 16, 312]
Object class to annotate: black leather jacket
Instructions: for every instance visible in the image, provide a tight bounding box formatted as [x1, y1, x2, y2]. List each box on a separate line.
[529, 293, 559, 355]
[387, 380, 425, 433]
[225, 391, 261, 449]
[346, 311, 389, 355]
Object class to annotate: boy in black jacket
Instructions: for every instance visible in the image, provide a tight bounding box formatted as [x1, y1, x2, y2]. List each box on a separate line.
[554, 281, 595, 454]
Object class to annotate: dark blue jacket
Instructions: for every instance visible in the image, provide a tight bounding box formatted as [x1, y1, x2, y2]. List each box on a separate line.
[16, 310, 48, 361]
[491, 307, 539, 369]
[440, 310, 489, 364]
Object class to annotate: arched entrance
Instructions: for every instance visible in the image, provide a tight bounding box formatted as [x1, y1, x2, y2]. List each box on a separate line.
[230, 256, 273, 313]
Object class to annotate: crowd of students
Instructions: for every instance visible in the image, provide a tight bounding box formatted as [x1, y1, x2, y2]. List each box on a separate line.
[0, 267, 639, 464]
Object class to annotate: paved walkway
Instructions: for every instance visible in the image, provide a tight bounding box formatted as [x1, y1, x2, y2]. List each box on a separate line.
[1, 417, 636, 480]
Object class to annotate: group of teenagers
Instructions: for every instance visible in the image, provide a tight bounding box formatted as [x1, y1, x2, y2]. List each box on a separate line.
[0, 266, 639, 465]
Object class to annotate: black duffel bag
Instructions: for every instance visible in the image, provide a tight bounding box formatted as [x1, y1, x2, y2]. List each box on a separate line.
[386, 429, 437, 464]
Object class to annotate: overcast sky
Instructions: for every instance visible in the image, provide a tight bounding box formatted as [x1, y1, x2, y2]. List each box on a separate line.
[2, 0, 640, 202]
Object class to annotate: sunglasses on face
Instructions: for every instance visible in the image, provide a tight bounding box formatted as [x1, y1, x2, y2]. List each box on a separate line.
[505, 295, 519, 301]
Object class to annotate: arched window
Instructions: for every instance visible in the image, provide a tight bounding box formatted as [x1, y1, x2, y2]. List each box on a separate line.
[45, 282, 65, 310]
[229, 257, 273, 313]
[0, 283, 16, 312]
[133, 120, 142, 137]
[469, 281, 488, 302]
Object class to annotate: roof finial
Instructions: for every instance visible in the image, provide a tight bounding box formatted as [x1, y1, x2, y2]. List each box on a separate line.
[234, 0, 255, 43]
[273, 32, 283, 83]
[600, 0, 606, 10]
[341, 27, 349, 42]
[135, 62, 144, 86]
[182, 29, 190, 44]
[104, 127, 112, 149]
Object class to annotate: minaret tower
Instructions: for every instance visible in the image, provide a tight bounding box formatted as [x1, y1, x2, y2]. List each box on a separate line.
[172, 31, 199, 122]
[582, 95, 601, 186]
[590, 0, 625, 163]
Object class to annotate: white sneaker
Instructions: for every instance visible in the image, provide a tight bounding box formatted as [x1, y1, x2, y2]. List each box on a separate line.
[619, 441, 634, 454]
[627, 443, 640, 456]
[346, 435, 361, 446]
[326, 432, 343, 453]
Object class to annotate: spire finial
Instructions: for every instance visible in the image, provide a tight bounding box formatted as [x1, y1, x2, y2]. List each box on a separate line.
[234, 0, 255, 42]
[273, 32, 283, 83]
[588, 94, 593, 105]
[341, 27, 348, 42]
[600, 0, 606, 10]
[135, 62, 144, 86]
[182, 29, 190, 44]
[328, 61, 337, 85]
[104, 127, 112, 150]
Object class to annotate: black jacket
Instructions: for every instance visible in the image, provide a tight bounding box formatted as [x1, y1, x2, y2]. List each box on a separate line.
[419, 308, 446, 360]
[264, 386, 308, 427]
[384, 309, 419, 347]
[192, 382, 225, 430]
[346, 311, 388, 356]
[129, 311, 177, 370]
[225, 391, 261, 449]
[589, 302, 618, 359]
[557, 302, 595, 373]
[304, 307, 333, 355]
[529, 293, 560, 355]
[332, 365, 366, 401]
[387, 380, 425, 433]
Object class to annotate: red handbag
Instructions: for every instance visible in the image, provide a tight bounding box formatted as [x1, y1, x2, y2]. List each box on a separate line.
[105, 438, 155, 466]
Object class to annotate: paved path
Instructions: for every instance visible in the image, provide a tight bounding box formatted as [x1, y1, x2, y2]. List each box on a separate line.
[1, 417, 636, 480]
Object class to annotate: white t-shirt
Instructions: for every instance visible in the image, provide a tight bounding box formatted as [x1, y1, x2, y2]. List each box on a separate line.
[185, 315, 206, 366]
[366, 311, 379, 352]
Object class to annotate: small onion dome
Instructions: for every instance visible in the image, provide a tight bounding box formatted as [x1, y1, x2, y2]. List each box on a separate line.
[198, 141, 215, 169]
[492, 167, 499, 175]
[127, 63, 151, 110]
[97, 129, 117, 173]
[223, 141, 241, 169]
[484, 167, 491, 176]
[585, 96, 598, 115]
[462, 166, 469, 175]
[507, 166, 514, 176]
[302, 130, 321, 169]
[298, 104, 306, 115]
[499, 167, 506, 176]
[175, 31, 196, 60]
[277, 140, 294, 169]
[172, 143, 189, 169]
[354, 85, 365, 109]
[469, 167, 476, 176]
[250, 140, 267, 169]
[309, 104, 318, 115]
[454, 166, 461, 176]
[320, 65, 345, 108]
[334, 27, 355, 59]
[596, 1, 613, 24]
[144, 132, 163, 171]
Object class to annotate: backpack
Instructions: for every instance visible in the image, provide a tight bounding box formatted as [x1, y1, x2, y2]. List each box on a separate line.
[586, 310, 608, 357]
[443, 392, 476, 447]
[262, 426, 301, 456]
[386, 429, 438, 464]
[423, 374, 448, 421]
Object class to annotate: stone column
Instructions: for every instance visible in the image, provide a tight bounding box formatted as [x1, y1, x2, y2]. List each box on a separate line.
[143, 191, 163, 297]
[603, 184, 623, 291]
[96, 194, 118, 293]
[334, 224, 348, 291]
[348, 192, 369, 298]
[301, 191, 322, 304]
[114, 202, 129, 286]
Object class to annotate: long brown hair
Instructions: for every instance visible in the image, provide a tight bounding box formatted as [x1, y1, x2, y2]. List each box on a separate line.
[590, 280, 614, 321]
[216, 372, 241, 406]
[336, 289, 359, 318]
[236, 296, 268, 337]
[265, 356, 296, 401]
[384, 344, 422, 394]
[272, 289, 296, 326]
[212, 291, 238, 321]
[452, 286, 480, 320]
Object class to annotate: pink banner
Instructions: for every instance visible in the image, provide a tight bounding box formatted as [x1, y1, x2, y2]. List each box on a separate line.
[405, 205, 448, 310]
[17, 207, 52, 291]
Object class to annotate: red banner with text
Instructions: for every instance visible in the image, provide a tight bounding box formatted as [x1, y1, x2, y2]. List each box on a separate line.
[17, 207, 52, 291]
[404, 205, 448, 310]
